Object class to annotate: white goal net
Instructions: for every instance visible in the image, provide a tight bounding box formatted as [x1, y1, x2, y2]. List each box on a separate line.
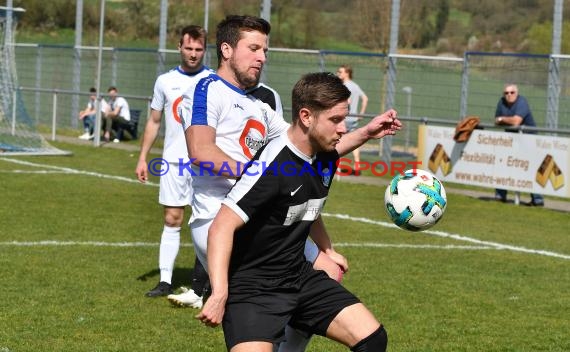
[0, 6, 69, 155]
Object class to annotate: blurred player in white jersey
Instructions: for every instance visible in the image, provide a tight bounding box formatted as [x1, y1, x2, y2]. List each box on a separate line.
[135, 25, 213, 305]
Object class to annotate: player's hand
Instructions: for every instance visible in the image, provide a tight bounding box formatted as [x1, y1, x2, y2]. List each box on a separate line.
[135, 160, 148, 183]
[364, 109, 402, 139]
[325, 248, 349, 274]
[196, 293, 227, 328]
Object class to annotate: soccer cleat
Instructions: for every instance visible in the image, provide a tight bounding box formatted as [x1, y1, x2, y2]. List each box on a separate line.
[494, 195, 507, 203]
[145, 281, 173, 297]
[167, 287, 203, 309]
[78, 132, 91, 140]
[112, 138, 120, 143]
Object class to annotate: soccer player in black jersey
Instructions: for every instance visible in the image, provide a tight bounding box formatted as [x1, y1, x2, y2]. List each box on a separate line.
[197, 72, 401, 352]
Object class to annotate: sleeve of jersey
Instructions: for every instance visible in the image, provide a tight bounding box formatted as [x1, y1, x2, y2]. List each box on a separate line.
[355, 83, 364, 96]
[266, 109, 290, 140]
[150, 76, 164, 111]
[180, 76, 218, 131]
[222, 156, 280, 224]
[271, 87, 284, 116]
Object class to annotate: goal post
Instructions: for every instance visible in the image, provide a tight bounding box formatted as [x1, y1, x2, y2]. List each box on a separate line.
[0, 5, 70, 155]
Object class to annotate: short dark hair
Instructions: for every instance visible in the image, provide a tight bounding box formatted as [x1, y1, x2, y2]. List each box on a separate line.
[107, 86, 117, 93]
[89, 87, 96, 93]
[339, 64, 353, 79]
[291, 72, 350, 122]
[179, 25, 207, 46]
[215, 15, 271, 67]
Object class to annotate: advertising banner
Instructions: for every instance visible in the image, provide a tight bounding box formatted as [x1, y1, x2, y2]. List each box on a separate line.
[417, 125, 569, 198]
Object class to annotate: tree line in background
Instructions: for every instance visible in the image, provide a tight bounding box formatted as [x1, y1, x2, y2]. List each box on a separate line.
[11, 0, 570, 55]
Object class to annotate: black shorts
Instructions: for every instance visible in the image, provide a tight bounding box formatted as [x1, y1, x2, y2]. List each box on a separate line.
[222, 262, 360, 350]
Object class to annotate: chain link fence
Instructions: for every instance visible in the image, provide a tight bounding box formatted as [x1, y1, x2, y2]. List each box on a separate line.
[13, 44, 570, 155]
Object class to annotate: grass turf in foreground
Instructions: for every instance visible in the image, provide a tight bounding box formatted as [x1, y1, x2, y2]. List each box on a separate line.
[0, 141, 569, 351]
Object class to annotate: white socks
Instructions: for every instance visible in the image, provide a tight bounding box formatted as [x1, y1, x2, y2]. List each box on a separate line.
[158, 225, 181, 284]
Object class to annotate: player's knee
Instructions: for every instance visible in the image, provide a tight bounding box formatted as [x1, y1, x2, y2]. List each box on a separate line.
[350, 325, 387, 352]
[164, 209, 184, 227]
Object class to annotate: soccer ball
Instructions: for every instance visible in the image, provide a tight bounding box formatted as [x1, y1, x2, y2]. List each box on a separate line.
[384, 169, 447, 231]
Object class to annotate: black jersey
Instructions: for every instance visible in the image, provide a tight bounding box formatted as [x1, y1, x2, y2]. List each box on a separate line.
[222, 133, 339, 281]
[249, 85, 278, 111]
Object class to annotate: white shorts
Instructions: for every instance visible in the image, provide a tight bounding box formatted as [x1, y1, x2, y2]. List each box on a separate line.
[304, 239, 319, 263]
[190, 218, 212, 270]
[190, 218, 321, 271]
[158, 161, 193, 207]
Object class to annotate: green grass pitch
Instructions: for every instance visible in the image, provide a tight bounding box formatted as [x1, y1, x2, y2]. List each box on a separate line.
[0, 141, 569, 351]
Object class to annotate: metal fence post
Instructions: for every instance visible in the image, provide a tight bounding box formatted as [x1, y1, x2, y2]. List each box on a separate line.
[51, 91, 58, 141]
[382, 54, 397, 164]
[546, 55, 560, 131]
[111, 48, 118, 87]
[460, 52, 469, 119]
[546, 0, 564, 130]
[157, 0, 168, 76]
[11, 89, 16, 135]
[71, 0, 83, 130]
[35, 45, 42, 123]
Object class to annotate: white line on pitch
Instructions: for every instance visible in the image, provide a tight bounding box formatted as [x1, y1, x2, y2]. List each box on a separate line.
[3, 158, 568, 260]
[323, 213, 570, 260]
[0, 170, 75, 174]
[0, 158, 159, 186]
[0, 240, 494, 251]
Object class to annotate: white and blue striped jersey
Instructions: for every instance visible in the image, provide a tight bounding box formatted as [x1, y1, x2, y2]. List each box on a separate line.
[180, 74, 289, 220]
[151, 65, 213, 163]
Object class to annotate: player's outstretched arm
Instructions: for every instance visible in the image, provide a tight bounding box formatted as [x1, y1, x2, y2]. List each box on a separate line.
[196, 205, 244, 327]
[336, 109, 402, 156]
[186, 125, 241, 178]
[135, 109, 162, 183]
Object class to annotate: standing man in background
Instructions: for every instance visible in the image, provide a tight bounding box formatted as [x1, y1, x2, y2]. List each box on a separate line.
[494, 83, 544, 206]
[337, 64, 368, 176]
[135, 25, 213, 306]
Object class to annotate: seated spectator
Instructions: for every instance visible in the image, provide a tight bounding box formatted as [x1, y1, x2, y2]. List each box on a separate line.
[78, 87, 97, 140]
[102, 86, 131, 143]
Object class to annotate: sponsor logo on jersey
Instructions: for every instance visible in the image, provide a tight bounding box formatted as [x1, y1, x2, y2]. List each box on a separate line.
[172, 95, 183, 124]
[239, 119, 267, 159]
[283, 198, 326, 226]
